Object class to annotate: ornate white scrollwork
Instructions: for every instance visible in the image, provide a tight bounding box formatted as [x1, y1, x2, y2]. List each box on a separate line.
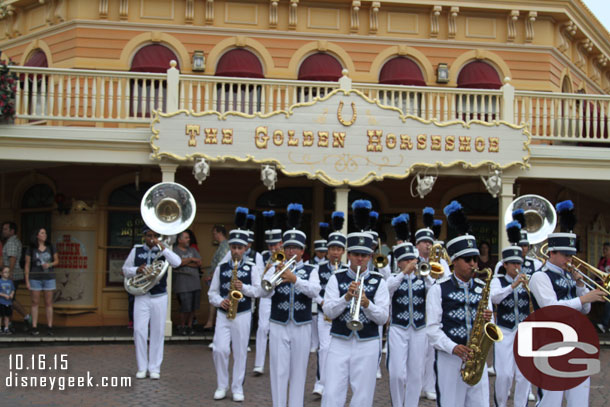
[481, 168, 502, 198]
[193, 158, 210, 185]
[261, 164, 278, 190]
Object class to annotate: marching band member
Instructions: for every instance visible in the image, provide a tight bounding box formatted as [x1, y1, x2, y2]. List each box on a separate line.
[426, 201, 493, 407]
[208, 208, 261, 402]
[321, 200, 390, 407]
[309, 222, 330, 354]
[122, 226, 181, 380]
[261, 203, 320, 407]
[253, 210, 282, 376]
[490, 221, 531, 407]
[530, 200, 605, 407]
[386, 214, 431, 407]
[312, 212, 346, 397]
[512, 209, 544, 275]
[220, 212, 264, 270]
[418, 207, 449, 401]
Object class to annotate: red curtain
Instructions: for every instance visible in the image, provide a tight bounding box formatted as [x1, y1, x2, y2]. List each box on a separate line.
[379, 57, 426, 86]
[298, 53, 342, 82]
[457, 61, 501, 89]
[130, 44, 179, 73]
[215, 49, 264, 78]
[25, 50, 48, 67]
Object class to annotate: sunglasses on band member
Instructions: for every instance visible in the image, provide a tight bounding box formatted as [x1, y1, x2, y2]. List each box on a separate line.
[460, 256, 478, 263]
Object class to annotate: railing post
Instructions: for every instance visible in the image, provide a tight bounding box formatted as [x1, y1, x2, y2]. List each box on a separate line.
[166, 60, 180, 112]
[339, 69, 352, 91]
[501, 77, 514, 123]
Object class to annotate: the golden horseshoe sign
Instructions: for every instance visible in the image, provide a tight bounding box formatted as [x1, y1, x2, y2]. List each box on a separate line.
[337, 101, 357, 126]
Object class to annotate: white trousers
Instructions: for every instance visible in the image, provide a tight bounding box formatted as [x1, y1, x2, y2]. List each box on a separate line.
[322, 336, 380, 407]
[423, 341, 436, 393]
[537, 378, 590, 407]
[311, 312, 319, 351]
[435, 350, 490, 407]
[493, 328, 529, 407]
[387, 325, 428, 407]
[269, 321, 312, 407]
[254, 297, 271, 368]
[134, 293, 167, 374]
[213, 310, 251, 394]
[314, 316, 332, 392]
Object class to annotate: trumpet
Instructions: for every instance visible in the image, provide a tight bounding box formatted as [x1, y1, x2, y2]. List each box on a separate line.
[347, 266, 365, 331]
[417, 243, 448, 279]
[262, 254, 297, 293]
[516, 272, 534, 314]
[263, 250, 286, 277]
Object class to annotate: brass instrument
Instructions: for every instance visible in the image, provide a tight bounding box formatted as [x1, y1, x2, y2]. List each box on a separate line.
[347, 266, 365, 331]
[504, 194, 556, 246]
[374, 238, 388, 269]
[263, 250, 286, 277]
[124, 182, 196, 296]
[460, 268, 503, 385]
[517, 272, 534, 314]
[262, 255, 297, 293]
[227, 257, 244, 320]
[418, 243, 449, 279]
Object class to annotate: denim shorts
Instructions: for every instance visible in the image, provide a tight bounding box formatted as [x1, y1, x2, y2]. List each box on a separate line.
[29, 279, 56, 291]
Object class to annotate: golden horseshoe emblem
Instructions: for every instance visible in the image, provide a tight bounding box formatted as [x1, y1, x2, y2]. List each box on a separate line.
[337, 101, 357, 126]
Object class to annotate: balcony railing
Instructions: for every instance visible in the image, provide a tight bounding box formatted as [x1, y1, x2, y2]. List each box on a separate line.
[9, 65, 610, 145]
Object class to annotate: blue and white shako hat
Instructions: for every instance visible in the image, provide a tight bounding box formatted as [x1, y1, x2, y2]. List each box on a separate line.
[367, 211, 379, 242]
[263, 210, 282, 244]
[314, 222, 329, 252]
[327, 211, 347, 248]
[245, 213, 256, 244]
[444, 201, 479, 261]
[283, 203, 306, 248]
[347, 199, 374, 254]
[393, 242, 417, 262]
[392, 214, 416, 261]
[415, 207, 435, 244]
[228, 207, 249, 246]
[432, 219, 444, 246]
[511, 209, 530, 246]
[547, 200, 577, 255]
[503, 220, 524, 264]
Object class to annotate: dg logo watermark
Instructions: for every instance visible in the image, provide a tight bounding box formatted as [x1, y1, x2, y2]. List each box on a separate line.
[514, 305, 600, 391]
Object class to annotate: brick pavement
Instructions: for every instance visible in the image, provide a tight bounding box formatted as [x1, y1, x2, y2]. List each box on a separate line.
[0, 342, 608, 407]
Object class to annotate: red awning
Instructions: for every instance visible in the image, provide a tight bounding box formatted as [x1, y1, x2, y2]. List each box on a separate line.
[457, 61, 502, 89]
[298, 53, 342, 82]
[130, 44, 179, 73]
[215, 49, 264, 78]
[25, 50, 48, 67]
[379, 57, 426, 86]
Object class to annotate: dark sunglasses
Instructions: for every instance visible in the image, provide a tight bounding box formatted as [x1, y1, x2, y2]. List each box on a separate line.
[460, 256, 478, 263]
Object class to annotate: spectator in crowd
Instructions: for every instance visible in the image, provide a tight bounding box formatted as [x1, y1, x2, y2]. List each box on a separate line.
[24, 227, 59, 336]
[1, 221, 32, 329]
[204, 225, 228, 331]
[173, 231, 203, 335]
[0, 266, 15, 334]
[477, 241, 495, 271]
[596, 242, 610, 333]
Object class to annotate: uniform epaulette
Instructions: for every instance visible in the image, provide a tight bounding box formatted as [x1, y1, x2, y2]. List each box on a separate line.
[244, 259, 256, 266]
[335, 267, 348, 274]
[370, 270, 383, 278]
[437, 275, 452, 284]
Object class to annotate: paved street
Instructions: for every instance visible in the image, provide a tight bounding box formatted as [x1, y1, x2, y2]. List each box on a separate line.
[0, 341, 608, 407]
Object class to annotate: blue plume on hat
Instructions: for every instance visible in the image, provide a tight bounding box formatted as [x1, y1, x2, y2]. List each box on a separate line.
[352, 200, 372, 231]
[443, 200, 470, 235]
[369, 211, 379, 231]
[234, 207, 248, 229]
[511, 209, 526, 229]
[556, 200, 576, 233]
[331, 211, 345, 232]
[246, 213, 256, 231]
[432, 219, 443, 240]
[506, 221, 522, 245]
[391, 214, 410, 242]
[263, 210, 275, 231]
[287, 203, 304, 230]
[319, 222, 330, 240]
[423, 207, 435, 228]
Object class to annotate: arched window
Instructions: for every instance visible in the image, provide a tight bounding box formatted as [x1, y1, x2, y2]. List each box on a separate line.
[378, 57, 426, 115]
[456, 61, 502, 121]
[296, 53, 343, 102]
[215, 49, 264, 114]
[129, 44, 179, 118]
[20, 184, 54, 245]
[21, 50, 49, 117]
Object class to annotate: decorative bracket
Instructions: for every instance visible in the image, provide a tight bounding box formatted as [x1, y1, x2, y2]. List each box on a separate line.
[507, 10, 519, 42]
[448, 7, 459, 39]
[430, 6, 441, 38]
[525, 11, 536, 43]
[269, 0, 278, 28]
[289, 0, 298, 29]
[350, 1, 360, 33]
[370, 2, 380, 34]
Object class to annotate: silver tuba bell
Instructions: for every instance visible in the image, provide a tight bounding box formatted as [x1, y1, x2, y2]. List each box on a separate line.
[504, 194, 556, 245]
[124, 182, 197, 296]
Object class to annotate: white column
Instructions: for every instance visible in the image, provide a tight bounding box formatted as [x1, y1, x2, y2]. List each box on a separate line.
[159, 163, 179, 336]
[498, 177, 516, 251]
[335, 187, 350, 262]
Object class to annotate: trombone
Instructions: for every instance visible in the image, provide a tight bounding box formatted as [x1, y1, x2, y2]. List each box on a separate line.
[262, 254, 297, 293]
[373, 238, 389, 269]
[347, 266, 365, 331]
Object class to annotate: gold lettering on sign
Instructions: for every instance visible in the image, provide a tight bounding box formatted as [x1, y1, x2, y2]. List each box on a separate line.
[474, 137, 485, 152]
[255, 126, 269, 149]
[318, 131, 329, 147]
[221, 129, 233, 144]
[445, 136, 455, 151]
[488, 137, 499, 152]
[303, 131, 314, 146]
[332, 132, 346, 148]
[204, 128, 218, 144]
[337, 101, 357, 126]
[287, 130, 298, 146]
[431, 135, 442, 151]
[186, 124, 200, 146]
[400, 134, 413, 150]
[273, 130, 284, 146]
[459, 136, 471, 152]
[417, 134, 427, 150]
[367, 130, 383, 152]
[386, 133, 396, 149]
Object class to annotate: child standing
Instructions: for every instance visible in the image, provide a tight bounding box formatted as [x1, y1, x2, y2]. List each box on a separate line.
[0, 266, 15, 334]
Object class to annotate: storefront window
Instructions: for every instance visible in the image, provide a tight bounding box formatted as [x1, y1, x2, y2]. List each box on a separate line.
[20, 184, 54, 245]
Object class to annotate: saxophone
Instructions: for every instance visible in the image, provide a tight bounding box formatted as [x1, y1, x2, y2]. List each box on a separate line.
[226, 257, 244, 320]
[460, 268, 503, 385]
